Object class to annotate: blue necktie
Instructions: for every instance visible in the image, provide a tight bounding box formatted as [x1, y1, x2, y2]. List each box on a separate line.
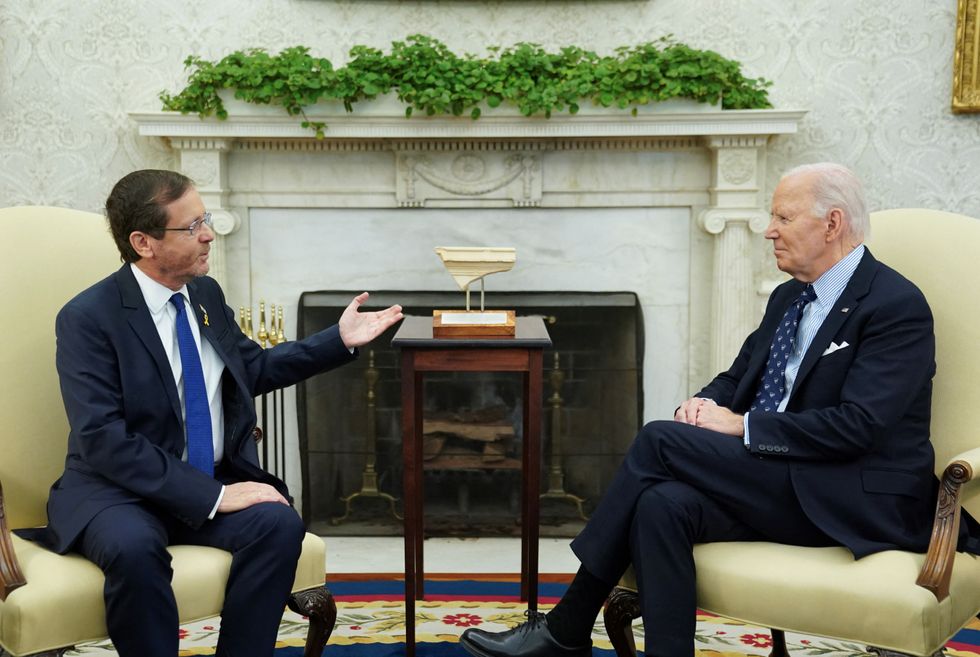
[750, 285, 817, 413]
[170, 293, 214, 475]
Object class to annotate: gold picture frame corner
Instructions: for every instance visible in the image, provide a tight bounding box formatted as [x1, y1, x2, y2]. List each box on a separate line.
[952, 0, 980, 113]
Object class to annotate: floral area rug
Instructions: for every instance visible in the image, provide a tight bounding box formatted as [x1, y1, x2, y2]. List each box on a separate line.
[64, 575, 980, 656]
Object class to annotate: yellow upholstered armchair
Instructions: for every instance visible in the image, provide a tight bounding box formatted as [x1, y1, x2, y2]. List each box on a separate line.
[603, 209, 980, 657]
[0, 207, 336, 657]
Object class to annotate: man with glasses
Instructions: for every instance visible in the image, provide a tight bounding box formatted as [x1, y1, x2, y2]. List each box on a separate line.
[23, 169, 403, 657]
[460, 162, 979, 657]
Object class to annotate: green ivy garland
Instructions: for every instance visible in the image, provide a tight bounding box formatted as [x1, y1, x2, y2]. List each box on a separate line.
[160, 35, 772, 137]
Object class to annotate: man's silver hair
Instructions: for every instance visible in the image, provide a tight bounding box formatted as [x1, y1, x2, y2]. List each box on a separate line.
[782, 162, 869, 242]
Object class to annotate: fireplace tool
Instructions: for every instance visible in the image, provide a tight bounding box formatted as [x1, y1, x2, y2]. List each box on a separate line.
[241, 301, 288, 481]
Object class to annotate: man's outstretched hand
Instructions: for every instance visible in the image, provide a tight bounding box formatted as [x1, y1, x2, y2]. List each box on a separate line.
[338, 292, 404, 349]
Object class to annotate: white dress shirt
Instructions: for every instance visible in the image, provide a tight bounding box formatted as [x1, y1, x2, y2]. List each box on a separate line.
[130, 264, 226, 515]
[743, 245, 865, 444]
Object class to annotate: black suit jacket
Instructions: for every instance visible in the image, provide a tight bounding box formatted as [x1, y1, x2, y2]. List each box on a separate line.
[698, 249, 977, 557]
[31, 264, 355, 554]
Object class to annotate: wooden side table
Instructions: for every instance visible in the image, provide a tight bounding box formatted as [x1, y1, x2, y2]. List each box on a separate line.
[392, 315, 552, 656]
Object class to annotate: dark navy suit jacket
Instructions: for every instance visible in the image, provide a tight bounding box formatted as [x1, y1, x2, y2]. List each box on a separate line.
[30, 264, 355, 554]
[698, 248, 978, 558]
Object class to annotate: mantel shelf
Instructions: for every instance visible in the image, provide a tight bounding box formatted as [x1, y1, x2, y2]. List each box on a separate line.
[131, 108, 807, 141]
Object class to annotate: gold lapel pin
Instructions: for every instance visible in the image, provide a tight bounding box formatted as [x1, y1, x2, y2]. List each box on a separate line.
[199, 304, 209, 326]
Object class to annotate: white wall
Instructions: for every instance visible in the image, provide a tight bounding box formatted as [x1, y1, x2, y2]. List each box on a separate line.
[4, 0, 972, 360]
[1, 0, 975, 218]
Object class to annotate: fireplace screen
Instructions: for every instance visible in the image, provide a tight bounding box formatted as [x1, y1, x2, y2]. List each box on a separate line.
[297, 291, 642, 537]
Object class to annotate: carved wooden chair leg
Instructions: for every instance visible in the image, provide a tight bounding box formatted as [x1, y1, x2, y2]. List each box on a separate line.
[769, 629, 789, 657]
[603, 586, 642, 657]
[287, 585, 338, 657]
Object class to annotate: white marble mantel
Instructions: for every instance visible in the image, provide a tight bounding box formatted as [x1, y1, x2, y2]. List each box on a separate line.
[133, 105, 804, 503]
[133, 106, 805, 140]
[134, 106, 804, 375]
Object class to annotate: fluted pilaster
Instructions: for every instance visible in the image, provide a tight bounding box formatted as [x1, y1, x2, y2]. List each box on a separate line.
[699, 209, 768, 373]
[699, 136, 770, 374]
[172, 139, 241, 288]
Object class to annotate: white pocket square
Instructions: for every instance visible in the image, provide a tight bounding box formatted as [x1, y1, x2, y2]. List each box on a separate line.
[821, 341, 850, 357]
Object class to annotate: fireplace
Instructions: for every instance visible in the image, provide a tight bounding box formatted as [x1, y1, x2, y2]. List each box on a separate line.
[297, 291, 642, 537]
[133, 105, 804, 516]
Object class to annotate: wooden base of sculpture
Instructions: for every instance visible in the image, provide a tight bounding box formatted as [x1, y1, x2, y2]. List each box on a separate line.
[432, 309, 516, 338]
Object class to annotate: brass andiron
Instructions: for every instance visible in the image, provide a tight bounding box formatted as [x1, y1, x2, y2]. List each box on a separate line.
[332, 349, 402, 524]
[540, 351, 588, 520]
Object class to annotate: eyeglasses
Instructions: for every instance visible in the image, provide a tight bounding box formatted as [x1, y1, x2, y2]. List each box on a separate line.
[162, 212, 213, 237]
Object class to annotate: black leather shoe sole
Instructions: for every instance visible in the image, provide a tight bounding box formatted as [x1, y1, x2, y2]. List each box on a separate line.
[460, 633, 495, 657]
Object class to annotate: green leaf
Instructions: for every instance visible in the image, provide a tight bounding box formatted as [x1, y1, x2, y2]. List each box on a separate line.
[158, 35, 771, 133]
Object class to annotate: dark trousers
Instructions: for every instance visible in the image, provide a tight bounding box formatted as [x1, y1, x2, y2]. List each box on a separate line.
[571, 420, 835, 657]
[77, 500, 305, 657]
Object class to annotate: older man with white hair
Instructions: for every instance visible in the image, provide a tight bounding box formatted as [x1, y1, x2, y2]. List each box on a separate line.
[461, 163, 980, 657]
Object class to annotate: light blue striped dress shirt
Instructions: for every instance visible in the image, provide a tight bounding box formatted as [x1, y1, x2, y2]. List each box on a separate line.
[743, 244, 865, 445]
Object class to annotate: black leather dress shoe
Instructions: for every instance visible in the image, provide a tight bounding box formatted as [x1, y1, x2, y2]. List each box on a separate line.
[459, 610, 592, 657]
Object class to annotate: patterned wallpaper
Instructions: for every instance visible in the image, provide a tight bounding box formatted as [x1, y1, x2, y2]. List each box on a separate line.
[1, 0, 977, 215]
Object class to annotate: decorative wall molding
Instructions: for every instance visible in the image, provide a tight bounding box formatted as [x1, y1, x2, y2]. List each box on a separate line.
[229, 137, 707, 153]
[395, 151, 542, 207]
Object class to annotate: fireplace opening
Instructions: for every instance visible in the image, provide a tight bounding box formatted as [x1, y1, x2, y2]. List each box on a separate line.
[297, 291, 642, 538]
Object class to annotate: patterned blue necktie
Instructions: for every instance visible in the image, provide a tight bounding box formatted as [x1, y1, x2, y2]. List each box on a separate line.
[170, 293, 214, 475]
[750, 284, 817, 413]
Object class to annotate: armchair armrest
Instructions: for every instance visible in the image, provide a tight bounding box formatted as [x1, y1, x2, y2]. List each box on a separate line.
[915, 446, 980, 601]
[0, 479, 27, 600]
